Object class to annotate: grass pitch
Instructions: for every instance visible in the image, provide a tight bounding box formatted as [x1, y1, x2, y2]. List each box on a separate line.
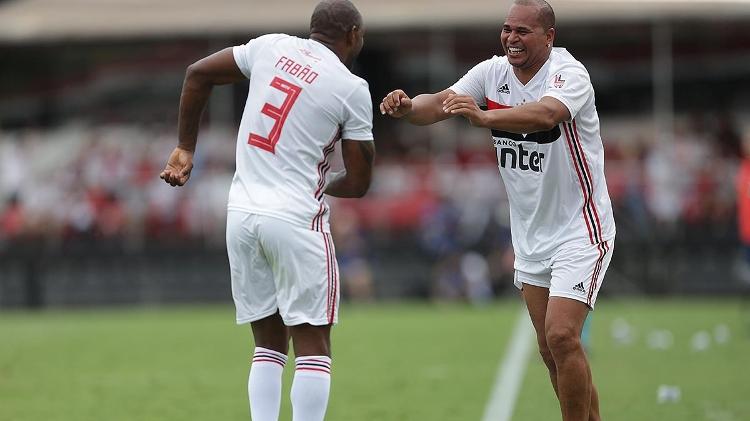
[1, 299, 748, 421]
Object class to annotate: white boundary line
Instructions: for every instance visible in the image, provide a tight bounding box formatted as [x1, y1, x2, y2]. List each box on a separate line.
[481, 307, 535, 421]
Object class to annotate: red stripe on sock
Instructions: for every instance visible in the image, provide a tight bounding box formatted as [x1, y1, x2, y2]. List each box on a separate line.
[296, 367, 331, 374]
[253, 358, 285, 367]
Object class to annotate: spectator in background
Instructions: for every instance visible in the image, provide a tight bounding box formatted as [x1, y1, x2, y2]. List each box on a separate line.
[736, 129, 750, 281]
[331, 207, 374, 301]
[0, 193, 25, 241]
[717, 115, 742, 159]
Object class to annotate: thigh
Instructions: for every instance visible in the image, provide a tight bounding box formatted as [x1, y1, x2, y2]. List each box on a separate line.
[251, 311, 290, 354]
[545, 296, 590, 339]
[226, 211, 279, 324]
[257, 216, 339, 327]
[522, 284, 551, 342]
[550, 239, 614, 309]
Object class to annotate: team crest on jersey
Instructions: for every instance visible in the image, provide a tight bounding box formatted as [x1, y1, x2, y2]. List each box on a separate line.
[497, 83, 510, 94]
[553, 74, 565, 88]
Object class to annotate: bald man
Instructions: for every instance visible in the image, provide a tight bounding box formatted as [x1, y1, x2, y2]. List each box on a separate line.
[160, 1, 374, 420]
[381, 1, 614, 420]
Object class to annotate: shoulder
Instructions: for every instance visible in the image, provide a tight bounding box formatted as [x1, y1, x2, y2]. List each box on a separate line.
[549, 48, 590, 79]
[491, 55, 509, 66]
[459, 55, 507, 81]
[257, 33, 290, 42]
[322, 58, 370, 95]
[476, 55, 508, 70]
[344, 76, 371, 102]
[241, 33, 290, 47]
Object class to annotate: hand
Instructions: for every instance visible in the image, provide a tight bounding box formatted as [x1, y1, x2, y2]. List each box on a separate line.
[442, 94, 486, 127]
[159, 147, 194, 187]
[379, 89, 413, 118]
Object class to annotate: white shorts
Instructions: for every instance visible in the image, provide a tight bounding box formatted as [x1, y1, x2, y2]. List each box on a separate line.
[226, 211, 339, 326]
[513, 238, 614, 309]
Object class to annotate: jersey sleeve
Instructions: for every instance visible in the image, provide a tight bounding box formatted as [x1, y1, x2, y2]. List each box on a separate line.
[232, 34, 286, 78]
[542, 64, 592, 120]
[341, 81, 374, 141]
[449, 58, 494, 105]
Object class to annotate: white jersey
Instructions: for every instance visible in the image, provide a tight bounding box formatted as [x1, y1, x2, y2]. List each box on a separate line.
[450, 48, 615, 261]
[229, 34, 374, 233]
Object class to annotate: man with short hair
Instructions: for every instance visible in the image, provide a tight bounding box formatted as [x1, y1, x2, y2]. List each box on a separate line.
[160, 1, 374, 420]
[380, 1, 614, 420]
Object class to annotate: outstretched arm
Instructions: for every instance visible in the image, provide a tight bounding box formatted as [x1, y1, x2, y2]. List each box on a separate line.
[379, 89, 454, 126]
[442, 94, 571, 134]
[160, 48, 246, 186]
[324, 140, 375, 198]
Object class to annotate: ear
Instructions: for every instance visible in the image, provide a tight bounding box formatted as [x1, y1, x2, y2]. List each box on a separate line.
[546, 27, 555, 46]
[347, 25, 358, 46]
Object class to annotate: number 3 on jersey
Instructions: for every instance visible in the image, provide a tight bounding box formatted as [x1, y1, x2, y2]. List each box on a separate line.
[248, 77, 302, 153]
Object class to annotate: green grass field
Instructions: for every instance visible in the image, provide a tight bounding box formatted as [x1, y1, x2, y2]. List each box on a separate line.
[1, 299, 748, 421]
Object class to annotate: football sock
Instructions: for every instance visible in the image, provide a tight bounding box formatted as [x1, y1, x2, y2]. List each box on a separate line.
[290, 356, 332, 421]
[248, 347, 288, 421]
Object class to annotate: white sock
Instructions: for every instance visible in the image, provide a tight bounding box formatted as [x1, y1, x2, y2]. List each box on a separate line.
[291, 356, 332, 421]
[248, 347, 287, 421]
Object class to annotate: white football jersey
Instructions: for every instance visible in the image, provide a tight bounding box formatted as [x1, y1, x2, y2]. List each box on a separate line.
[229, 34, 374, 232]
[450, 48, 615, 261]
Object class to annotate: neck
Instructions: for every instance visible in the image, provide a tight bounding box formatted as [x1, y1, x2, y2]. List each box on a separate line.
[512, 51, 551, 85]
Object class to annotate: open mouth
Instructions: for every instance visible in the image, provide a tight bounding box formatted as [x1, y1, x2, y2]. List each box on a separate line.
[507, 46, 525, 56]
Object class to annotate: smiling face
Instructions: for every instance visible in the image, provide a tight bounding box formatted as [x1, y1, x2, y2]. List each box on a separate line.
[501, 4, 554, 81]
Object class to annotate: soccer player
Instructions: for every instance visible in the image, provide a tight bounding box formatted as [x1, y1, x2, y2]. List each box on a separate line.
[380, 1, 614, 420]
[160, 1, 374, 420]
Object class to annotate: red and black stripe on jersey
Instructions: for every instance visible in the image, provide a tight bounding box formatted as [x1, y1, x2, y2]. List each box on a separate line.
[563, 120, 603, 244]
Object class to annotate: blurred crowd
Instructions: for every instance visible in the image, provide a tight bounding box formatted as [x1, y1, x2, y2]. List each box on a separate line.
[0, 124, 235, 249]
[0, 113, 746, 299]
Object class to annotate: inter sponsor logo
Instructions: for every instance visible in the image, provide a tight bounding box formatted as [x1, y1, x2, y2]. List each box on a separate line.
[494, 139, 545, 172]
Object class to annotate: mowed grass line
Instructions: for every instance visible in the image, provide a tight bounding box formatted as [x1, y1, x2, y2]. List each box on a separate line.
[514, 299, 750, 421]
[0, 303, 519, 421]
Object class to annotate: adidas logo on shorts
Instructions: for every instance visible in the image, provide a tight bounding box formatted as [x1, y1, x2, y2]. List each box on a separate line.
[572, 282, 586, 293]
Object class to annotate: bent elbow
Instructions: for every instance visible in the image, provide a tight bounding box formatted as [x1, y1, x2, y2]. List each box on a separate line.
[353, 178, 372, 198]
[539, 113, 559, 131]
[185, 62, 211, 86]
[354, 183, 370, 198]
[185, 62, 201, 79]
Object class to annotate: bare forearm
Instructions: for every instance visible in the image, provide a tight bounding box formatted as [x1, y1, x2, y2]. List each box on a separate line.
[177, 69, 214, 152]
[406, 93, 450, 126]
[324, 140, 375, 198]
[322, 171, 366, 198]
[481, 102, 559, 134]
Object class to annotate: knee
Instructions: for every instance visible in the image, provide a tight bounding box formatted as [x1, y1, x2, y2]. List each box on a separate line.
[291, 324, 331, 357]
[538, 346, 556, 371]
[545, 326, 581, 357]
